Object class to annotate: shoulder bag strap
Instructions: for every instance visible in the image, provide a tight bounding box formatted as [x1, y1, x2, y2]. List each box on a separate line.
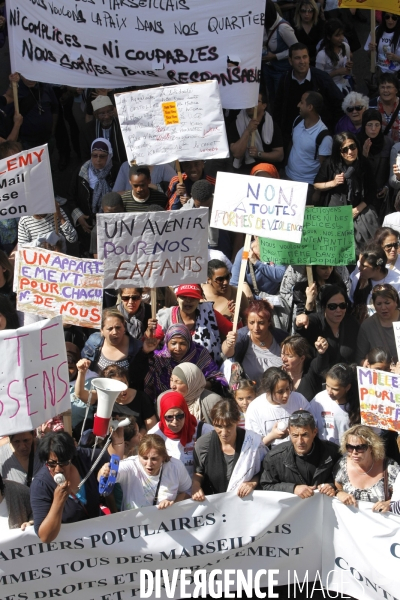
[383, 102, 400, 136]
[152, 466, 163, 506]
[25, 442, 35, 488]
[265, 23, 281, 49]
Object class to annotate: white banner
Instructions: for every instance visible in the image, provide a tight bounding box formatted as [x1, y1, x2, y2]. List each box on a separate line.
[115, 80, 229, 165]
[0, 493, 398, 599]
[0, 144, 54, 221]
[7, 0, 265, 109]
[0, 316, 70, 436]
[97, 208, 209, 289]
[211, 172, 308, 243]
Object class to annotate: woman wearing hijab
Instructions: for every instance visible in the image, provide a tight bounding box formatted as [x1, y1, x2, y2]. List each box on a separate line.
[68, 137, 118, 254]
[358, 108, 393, 221]
[149, 391, 213, 477]
[144, 324, 228, 401]
[156, 363, 222, 424]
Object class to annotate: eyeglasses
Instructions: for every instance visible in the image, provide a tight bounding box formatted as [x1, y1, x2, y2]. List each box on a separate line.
[326, 302, 347, 310]
[214, 274, 231, 283]
[121, 295, 141, 302]
[385, 14, 398, 20]
[383, 242, 399, 250]
[164, 413, 185, 422]
[340, 143, 357, 154]
[300, 8, 314, 12]
[346, 106, 364, 113]
[345, 443, 369, 453]
[46, 459, 71, 468]
[91, 153, 108, 159]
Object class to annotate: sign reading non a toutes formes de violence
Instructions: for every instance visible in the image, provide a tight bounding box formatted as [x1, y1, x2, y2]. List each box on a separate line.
[259, 206, 355, 265]
[97, 208, 208, 289]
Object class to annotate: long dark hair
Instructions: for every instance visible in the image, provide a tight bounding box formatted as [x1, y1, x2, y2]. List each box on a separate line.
[0, 295, 19, 330]
[265, 0, 279, 29]
[375, 12, 400, 57]
[331, 132, 360, 168]
[325, 363, 360, 426]
[320, 19, 346, 66]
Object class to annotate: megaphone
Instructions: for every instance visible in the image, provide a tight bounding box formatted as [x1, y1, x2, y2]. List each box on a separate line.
[92, 378, 128, 437]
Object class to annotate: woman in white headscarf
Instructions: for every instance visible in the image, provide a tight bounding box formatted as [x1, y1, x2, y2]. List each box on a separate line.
[68, 137, 117, 253]
[156, 363, 222, 424]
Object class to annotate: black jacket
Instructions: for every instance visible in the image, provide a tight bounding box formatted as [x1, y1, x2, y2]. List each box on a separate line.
[260, 438, 340, 494]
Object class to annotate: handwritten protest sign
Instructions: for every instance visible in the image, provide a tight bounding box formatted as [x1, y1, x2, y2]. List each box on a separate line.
[393, 322, 400, 362]
[0, 316, 69, 436]
[7, 0, 265, 108]
[16, 248, 104, 327]
[211, 172, 308, 243]
[97, 207, 208, 289]
[357, 366, 400, 432]
[339, 0, 399, 14]
[0, 144, 54, 220]
[259, 206, 355, 265]
[115, 81, 229, 165]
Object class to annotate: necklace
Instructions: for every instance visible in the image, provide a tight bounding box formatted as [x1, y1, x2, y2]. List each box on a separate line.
[29, 86, 44, 115]
[357, 461, 374, 475]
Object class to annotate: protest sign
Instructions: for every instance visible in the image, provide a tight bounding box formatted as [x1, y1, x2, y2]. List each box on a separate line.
[393, 322, 400, 363]
[0, 493, 398, 600]
[0, 316, 69, 436]
[7, 0, 265, 109]
[0, 144, 55, 220]
[259, 206, 355, 265]
[339, 0, 400, 14]
[97, 207, 208, 289]
[115, 81, 229, 165]
[357, 366, 400, 432]
[16, 248, 104, 327]
[211, 172, 308, 243]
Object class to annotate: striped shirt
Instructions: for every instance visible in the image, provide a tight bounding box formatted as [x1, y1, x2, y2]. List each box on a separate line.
[121, 188, 167, 213]
[18, 210, 78, 253]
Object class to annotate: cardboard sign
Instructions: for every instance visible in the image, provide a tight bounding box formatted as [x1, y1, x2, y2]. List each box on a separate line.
[115, 81, 229, 165]
[0, 144, 55, 220]
[16, 248, 104, 327]
[259, 206, 355, 265]
[0, 316, 69, 436]
[7, 0, 265, 109]
[357, 366, 400, 432]
[97, 207, 208, 289]
[211, 172, 308, 243]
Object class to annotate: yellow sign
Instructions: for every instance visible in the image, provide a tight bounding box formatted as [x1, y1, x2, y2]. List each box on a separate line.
[161, 101, 179, 125]
[339, 0, 400, 14]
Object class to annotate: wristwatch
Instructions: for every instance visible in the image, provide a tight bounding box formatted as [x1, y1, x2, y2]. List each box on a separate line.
[258, 151, 263, 157]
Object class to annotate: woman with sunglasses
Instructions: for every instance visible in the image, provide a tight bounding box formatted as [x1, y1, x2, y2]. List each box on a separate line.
[365, 13, 400, 77]
[149, 392, 213, 477]
[334, 425, 400, 512]
[356, 283, 400, 364]
[202, 260, 249, 324]
[296, 285, 359, 366]
[114, 287, 157, 340]
[335, 92, 369, 135]
[373, 227, 400, 269]
[293, 0, 324, 67]
[293, 264, 348, 317]
[314, 133, 379, 254]
[30, 430, 125, 542]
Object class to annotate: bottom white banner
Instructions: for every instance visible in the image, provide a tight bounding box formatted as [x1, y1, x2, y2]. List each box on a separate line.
[0, 492, 398, 599]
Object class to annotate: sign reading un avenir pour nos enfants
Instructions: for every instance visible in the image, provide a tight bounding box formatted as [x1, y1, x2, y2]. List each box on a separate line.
[259, 206, 355, 265]
[97, 207, 208, 289]
[211, 172, 308, 243]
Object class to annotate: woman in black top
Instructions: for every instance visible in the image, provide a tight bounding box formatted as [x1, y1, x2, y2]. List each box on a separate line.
[293, 0, 325, 66]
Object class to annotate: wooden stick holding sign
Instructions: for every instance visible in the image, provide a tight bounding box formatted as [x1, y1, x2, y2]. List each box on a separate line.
[175, 159, 189, 205]
[12, 81, 19, 114]
[370, 10, 376, 74]
[306, 266, 313, 286]
[150, 288, 157, 320]
[232, 234, 252, 332]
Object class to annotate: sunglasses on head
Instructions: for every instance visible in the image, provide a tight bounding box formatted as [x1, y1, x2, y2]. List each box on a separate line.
[214, 274, 231, 283]
[384, 242, 399, 250]
[385, 13, 398, 20]
[340, 143, 357, 154]
[326, 302, 347, 310]
[346, 106, 364, 113]
[164, 413, 185, 422]
[46, 459, 71, 468]
[345, 443, 369, 453]
[121, 295, 141, 302]
[288, 413, 315, 426]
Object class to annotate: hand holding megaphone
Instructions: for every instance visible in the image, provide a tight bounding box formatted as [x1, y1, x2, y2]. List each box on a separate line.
[54, 473, 66, 485]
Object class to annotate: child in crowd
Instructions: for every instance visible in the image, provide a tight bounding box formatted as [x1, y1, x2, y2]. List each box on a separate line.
[231, 379, 257, 429]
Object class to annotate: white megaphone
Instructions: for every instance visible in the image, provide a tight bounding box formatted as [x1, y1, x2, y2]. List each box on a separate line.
[92, 378, 128, 437]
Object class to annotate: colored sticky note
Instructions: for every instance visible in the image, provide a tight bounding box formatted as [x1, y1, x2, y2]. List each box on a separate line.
[162, 101, 179, 125]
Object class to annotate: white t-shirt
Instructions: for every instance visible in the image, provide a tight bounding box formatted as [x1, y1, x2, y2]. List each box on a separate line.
[349, 266, 400, 314]
[383, 213, 400, 235]
[364, 30, 400, 73]
[245, 391, 309, 445]
[149, 422, 214, 478]
[316, 43, 351, 91]
[116, 455, 192, 511]
[0, 498, 9, 531]
[309, 390, 350, 445]
[241, 337, 283, 386]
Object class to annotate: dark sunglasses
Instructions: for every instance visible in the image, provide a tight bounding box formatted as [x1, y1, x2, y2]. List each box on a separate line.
[300, 8, 314, 12]
[326, 302, 347, 310]
[164, 413, 185, 422]
[345, 443, 369, 453]
[340, 143, 357, 154]
[214, 274, 231, 283]
[385, 14, 398, 20]
[47, 459, 71, 468]
[288, 413, 315, 425]
[346, 106, 364, 113]
[121, 295, 141, 301]
[384, 242, 399, 250]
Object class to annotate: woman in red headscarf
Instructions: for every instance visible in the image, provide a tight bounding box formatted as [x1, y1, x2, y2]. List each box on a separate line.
[149, 392, 214, 477]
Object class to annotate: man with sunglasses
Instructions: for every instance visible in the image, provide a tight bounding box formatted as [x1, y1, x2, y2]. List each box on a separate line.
[260, 410, 340, 498]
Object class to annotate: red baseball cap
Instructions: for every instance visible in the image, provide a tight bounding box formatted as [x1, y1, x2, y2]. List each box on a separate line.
[175, 284, 203, 299]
